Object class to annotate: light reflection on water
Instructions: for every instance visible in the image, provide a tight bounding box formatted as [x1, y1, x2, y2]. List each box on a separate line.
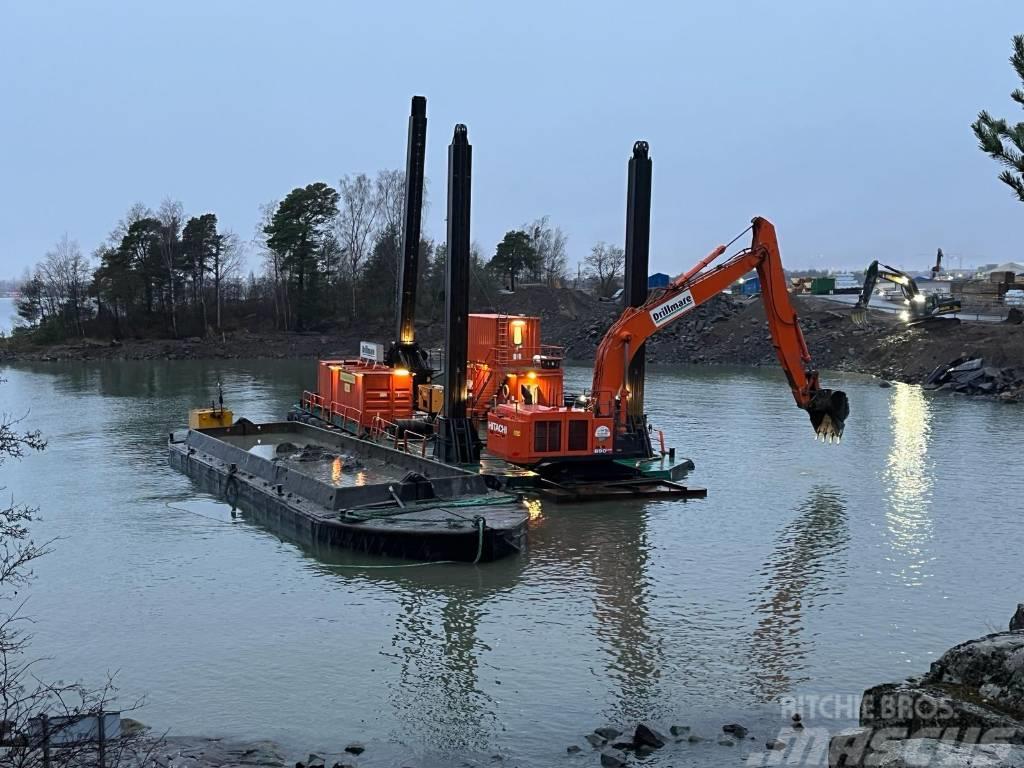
[883, 384, 935, 586]
[1, 359, 1023, 767]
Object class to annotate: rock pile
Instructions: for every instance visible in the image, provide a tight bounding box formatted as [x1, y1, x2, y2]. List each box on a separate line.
[828, 604, 1024, 767]
[923, 357, 1024, 400]
[572, 719, 758, 763]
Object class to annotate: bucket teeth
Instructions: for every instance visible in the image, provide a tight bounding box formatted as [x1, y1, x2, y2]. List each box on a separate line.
[807, 389, 849, 444]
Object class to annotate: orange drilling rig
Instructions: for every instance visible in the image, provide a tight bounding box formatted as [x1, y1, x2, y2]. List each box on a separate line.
[485, 217, 850, 476]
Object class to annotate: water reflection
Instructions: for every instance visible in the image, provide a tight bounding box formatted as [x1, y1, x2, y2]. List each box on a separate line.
[883, 384, 935, 586]
[289, 503, 666, 746]
[750, 485, 849, 701]
[290, 541, 516, 754]
[528, 506, 665, 723]
[387, 585, 497, 752]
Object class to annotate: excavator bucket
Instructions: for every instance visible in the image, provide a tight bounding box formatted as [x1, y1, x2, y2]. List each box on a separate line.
[807, 389, 849, 442]
[850, 305, 868, 326]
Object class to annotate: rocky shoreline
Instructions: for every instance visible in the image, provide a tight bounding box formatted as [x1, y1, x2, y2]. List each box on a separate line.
[828, 604, 1024, 767]
[3, 292, 1023, 403]
[54, 604, 1024, 768]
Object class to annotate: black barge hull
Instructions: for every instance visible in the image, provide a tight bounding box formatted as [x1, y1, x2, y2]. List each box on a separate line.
[168, 421, 527, 563]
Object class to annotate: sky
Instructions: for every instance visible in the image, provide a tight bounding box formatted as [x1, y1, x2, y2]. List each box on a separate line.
[1, 0, 1022, 279]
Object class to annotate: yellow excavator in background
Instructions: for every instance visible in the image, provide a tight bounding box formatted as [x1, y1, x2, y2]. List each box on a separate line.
[851, 258, 961, 326]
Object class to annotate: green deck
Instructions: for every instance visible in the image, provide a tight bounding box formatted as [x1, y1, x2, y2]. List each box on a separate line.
[614, 455, 696, 481]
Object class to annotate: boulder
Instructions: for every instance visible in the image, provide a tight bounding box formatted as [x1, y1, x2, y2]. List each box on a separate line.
[633, 722, 667, 749]
[1011, 604, 1024, 632]
[828, 730, 1024, 767]
[923, 631, 1024, 721]
[599, 749, 627, 768]
[306, 755, 325, 768]
[594, 726, 621, 741]
[669, 724, 690, 736]
[722, 723, 749, 738]
[343, 743, 364, 756]
[860, 679, 1024, 742]
[585, 733, 606, 748]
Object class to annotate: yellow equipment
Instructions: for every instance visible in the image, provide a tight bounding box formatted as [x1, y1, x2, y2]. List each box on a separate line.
[188, 407, 234, 429]
[188, 382, 233, 429]
[417, 384, 444, 415]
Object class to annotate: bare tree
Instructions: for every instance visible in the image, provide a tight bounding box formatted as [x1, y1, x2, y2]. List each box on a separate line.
[254, 200, 287, 330]
[156, 198, 184, 337]
[584, 241, 625, 298]
[107, 202, 152, 247]
[36, 235, 91, 337]
[336, 173, 379, 318]
[526, 216, 569, 287]
[212, 231, 244, 333]
[374, 169, 405, 235]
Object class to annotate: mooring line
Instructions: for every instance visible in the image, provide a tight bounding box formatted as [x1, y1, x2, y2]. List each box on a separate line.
[164, 499, 237, 526]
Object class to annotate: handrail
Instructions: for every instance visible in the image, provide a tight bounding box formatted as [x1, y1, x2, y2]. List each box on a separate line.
[329, 400, 363, 433]
[369, 414, 432, 458]
[491, 344, 564, 363]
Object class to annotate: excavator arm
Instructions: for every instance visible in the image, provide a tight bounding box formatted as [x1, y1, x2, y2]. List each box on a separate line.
[591, 217, 849, 440]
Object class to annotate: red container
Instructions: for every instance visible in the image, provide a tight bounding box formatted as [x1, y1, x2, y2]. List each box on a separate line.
[468, 314, 542, 364]
[316, 359, 413, 428]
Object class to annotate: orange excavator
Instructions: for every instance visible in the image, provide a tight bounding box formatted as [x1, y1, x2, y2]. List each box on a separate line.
[485, 217, 849, 474]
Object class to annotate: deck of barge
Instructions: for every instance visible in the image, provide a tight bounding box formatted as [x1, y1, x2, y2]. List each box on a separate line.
[168, 421, 528, 563]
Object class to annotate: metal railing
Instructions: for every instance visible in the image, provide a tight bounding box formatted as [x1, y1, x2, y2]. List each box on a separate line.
[302, 392, 432, 457]
[329, 400, 363, 433]
[369, 415, 432, 458]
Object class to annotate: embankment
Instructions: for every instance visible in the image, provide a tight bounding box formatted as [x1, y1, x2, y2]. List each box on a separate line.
[4, 289, 1023, 400]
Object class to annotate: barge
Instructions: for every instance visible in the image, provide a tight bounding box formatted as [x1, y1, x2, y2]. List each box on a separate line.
[168, 419, 528, 563]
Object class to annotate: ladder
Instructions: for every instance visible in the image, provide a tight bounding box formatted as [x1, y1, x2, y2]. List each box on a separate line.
[468, 363, 495, 417]
[495, 315, 510, 364]
[441, 417, 480, 464]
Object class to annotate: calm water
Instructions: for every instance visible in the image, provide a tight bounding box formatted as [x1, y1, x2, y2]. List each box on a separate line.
[1, 359, 1021, 766]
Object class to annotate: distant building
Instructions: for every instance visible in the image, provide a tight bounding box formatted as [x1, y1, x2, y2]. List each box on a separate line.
[648, 272, 671, 289]
[977, 262, 1024, 277]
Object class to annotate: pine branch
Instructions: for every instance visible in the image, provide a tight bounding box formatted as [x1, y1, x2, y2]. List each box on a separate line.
[973, 112, 1005, 155]
[998, 169, 1024, 203]
[994, 142, 1024, 173]
[1006, 121, 1024, 153]
[1012, 34, 1024, 84]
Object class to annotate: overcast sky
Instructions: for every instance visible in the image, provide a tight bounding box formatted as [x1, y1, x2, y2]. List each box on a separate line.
[1, 1, 1021, 279]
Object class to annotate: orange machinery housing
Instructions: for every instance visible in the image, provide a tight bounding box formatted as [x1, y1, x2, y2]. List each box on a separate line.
[486, 404, 616, 465]
[466, 314, 563, 418]
[310, 359, 413, 429]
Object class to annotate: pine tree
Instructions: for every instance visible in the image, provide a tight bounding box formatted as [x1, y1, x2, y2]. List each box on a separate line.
[972, 34, 1024, 202]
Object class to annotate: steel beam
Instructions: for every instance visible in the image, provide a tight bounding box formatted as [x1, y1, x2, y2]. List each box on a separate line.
[623, 141, 652, 424]
[440, 124, 479, 464]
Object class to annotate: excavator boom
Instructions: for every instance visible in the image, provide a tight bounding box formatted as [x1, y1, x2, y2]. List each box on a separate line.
[591, 217, 848, 440]
[485, 218, 849, 472]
